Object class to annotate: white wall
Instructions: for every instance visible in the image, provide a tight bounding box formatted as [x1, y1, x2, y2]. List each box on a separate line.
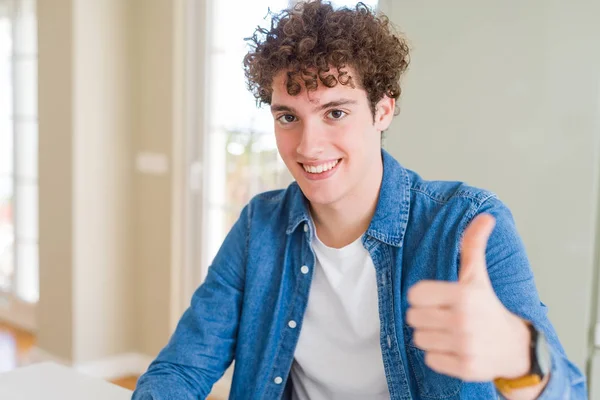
[38, 0, 75, 361]
[382, 0, 600, 373]
[129, 0, 179, 356]
[71, 0, 134, 362]
[38, 0, 135, 364]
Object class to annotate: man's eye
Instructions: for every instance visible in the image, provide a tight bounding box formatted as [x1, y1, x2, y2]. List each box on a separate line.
[277, 114, 297, 124]
[327, 110, 347, 120]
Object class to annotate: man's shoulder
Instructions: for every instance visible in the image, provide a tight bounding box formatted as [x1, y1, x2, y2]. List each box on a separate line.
[243, 182, 303, 224]
[406, 169, 497, 209]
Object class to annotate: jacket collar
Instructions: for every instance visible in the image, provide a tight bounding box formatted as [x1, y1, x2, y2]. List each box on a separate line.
[286, 149, 411, 248]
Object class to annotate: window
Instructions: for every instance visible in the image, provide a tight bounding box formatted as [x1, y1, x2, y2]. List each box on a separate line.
[0, 0, 38, 308]
[201, 0, 291, 271]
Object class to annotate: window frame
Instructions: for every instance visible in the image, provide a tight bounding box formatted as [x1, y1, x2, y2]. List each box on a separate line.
[0, 0, 38, 332]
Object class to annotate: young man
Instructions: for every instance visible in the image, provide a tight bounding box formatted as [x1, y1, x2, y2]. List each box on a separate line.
[133, 1, 586, 399]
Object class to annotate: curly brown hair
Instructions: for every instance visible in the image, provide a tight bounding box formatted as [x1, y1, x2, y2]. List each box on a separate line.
[243, 0, 410, 117]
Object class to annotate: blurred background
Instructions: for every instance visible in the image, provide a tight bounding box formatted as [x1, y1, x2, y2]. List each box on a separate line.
[0, 0, 599, 398]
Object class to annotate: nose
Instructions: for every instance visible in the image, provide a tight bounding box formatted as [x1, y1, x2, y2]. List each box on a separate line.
[296, 121, 324, 159]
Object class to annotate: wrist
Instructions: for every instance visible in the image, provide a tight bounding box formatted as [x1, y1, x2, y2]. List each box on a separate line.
[503, 315, 531, 379]
[494, 319, 552, 396]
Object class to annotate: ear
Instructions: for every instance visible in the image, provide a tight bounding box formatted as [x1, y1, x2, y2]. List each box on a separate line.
[373, 95, 395, 132]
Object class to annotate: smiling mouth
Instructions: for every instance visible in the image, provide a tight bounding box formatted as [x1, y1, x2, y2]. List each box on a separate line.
[300, 159, 342, 174]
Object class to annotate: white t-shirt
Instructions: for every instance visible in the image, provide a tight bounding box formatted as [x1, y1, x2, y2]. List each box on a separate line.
[290, 231, 391, 400]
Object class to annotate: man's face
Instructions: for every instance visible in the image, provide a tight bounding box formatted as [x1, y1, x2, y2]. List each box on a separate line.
[270, 68, 394, 207]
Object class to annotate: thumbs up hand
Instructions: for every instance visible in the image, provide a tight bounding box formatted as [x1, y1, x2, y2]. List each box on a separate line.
[406, 214, 531, 382]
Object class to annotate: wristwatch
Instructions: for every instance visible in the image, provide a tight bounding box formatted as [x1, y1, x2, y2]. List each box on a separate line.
[493, 322, 551, 392]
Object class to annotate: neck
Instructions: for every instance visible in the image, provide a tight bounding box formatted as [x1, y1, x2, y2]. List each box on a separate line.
[310, 155, 383, 249]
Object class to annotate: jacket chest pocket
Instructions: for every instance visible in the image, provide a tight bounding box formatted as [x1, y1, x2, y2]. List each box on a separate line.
[403, 324, 462, 399]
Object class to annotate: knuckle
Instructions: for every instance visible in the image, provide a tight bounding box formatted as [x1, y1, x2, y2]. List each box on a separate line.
[424, 351, 436, 368]
[454, 312, 469, 331]
[454, 310, 476, 334]
[413, 330, 423, 347]
[408, 282, 425, 303]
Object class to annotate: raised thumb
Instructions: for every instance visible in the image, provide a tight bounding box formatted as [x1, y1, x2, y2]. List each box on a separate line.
[459, 213, 496, 284]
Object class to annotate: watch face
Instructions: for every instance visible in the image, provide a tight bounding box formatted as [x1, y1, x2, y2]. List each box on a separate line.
[536, 330, 552, 376]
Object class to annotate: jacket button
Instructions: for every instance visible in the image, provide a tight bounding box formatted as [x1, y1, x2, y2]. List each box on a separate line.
[303, 224, 309, 232]
[301, 265, 309, 274]
[274, 376, 283, 385]
[288, 320, 297, 329]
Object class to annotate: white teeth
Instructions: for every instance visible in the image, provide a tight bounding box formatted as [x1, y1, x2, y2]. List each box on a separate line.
[303, 159, 339, 174]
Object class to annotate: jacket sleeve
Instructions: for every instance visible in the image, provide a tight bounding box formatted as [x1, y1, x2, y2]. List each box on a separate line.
[470, 197, 587, 399]
[132, 205, 250, 400]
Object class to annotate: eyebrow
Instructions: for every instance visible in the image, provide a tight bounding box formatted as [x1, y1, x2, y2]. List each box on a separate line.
[270, 99, 358, 114]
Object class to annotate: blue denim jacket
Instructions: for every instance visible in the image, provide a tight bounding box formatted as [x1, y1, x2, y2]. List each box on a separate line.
[133, 150, 586, 399]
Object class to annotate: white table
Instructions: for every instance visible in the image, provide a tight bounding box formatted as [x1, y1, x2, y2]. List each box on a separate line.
[0, 362, 132, 400]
